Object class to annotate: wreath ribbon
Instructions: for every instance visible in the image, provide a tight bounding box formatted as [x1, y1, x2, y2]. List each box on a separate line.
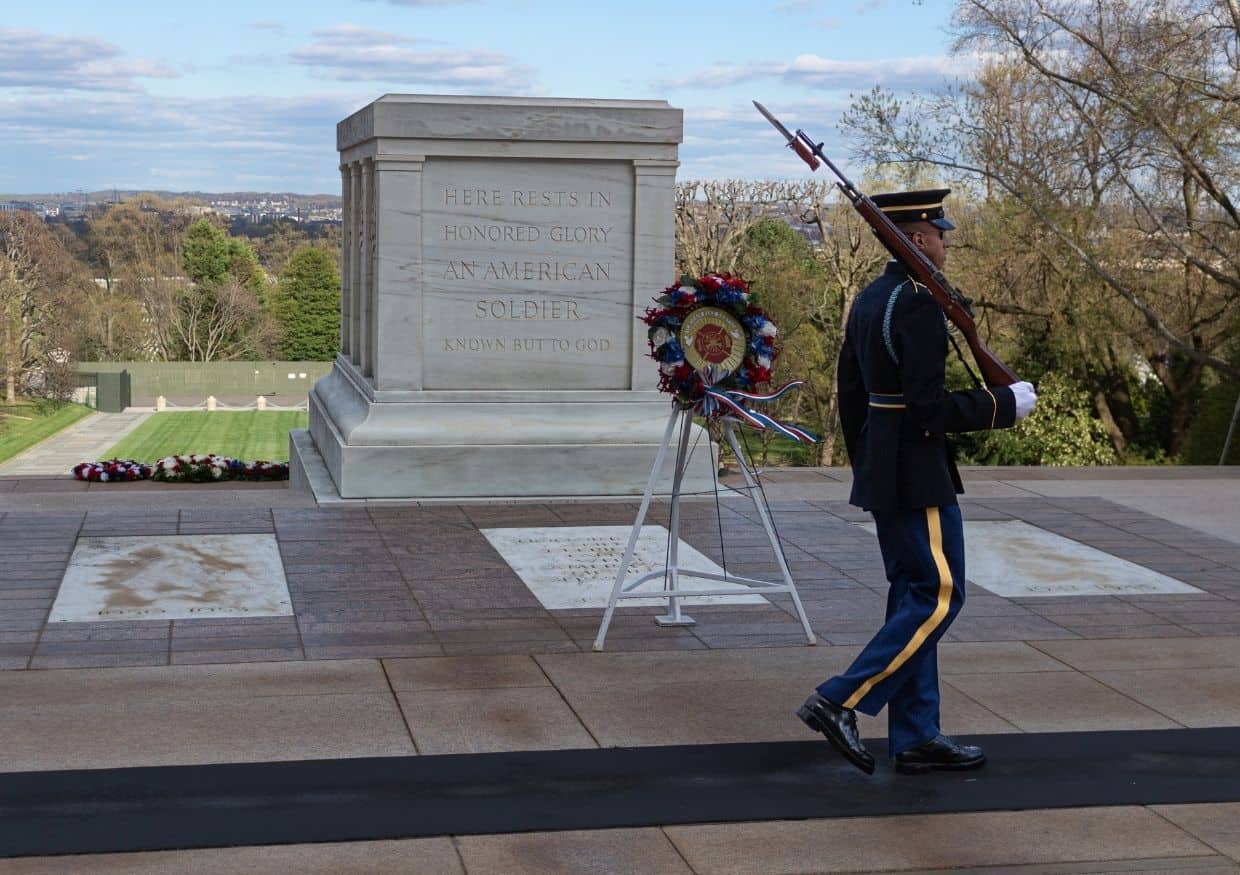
[696, 380, 818, 444]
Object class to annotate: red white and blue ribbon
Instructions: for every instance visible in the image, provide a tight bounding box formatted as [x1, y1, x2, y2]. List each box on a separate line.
[695, 380, 818, 444]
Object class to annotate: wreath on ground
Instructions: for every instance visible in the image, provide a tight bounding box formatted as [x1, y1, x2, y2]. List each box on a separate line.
[71, 460, 152, 482]
[153, 454, 289, 482]
[72, 455, 289, 482]
[643, 272, 778, 406]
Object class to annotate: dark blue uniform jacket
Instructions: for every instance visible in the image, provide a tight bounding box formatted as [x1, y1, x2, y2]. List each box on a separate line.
[838, 261, 1017, 511]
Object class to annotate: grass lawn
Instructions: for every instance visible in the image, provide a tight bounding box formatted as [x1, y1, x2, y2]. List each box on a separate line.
[104, 411, 308, 463]
[0, 401, 95, 465]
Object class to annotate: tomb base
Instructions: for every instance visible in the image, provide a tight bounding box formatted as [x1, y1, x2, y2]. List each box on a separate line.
[291, 361, 717, 501]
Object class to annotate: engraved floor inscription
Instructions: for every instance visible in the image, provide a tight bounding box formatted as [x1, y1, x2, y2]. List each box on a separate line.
[51, 534, 293, 622]
[859, 519, 1202, 598]
[481, 525, 767, 610]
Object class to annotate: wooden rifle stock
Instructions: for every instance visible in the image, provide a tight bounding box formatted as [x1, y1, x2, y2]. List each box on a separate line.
[751, 101, 1017, 387]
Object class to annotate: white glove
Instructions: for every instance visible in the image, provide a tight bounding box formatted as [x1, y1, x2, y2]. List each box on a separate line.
[1010, 380, 1037, 421]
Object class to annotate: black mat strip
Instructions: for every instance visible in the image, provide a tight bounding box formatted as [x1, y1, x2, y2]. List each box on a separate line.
[3, 727, 1240, 858]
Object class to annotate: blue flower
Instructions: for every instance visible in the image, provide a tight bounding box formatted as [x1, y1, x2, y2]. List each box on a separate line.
[656, 338, 685, 362]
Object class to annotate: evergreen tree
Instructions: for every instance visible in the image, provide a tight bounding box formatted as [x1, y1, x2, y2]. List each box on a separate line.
[272, 246, 340, 361]
[182, 219, 268, 298]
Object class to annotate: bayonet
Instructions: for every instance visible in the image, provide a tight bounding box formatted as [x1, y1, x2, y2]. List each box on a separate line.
[752, 101, 820, 170]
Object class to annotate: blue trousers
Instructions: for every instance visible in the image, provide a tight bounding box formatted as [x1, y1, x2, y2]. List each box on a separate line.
[817, 504, 966, 755]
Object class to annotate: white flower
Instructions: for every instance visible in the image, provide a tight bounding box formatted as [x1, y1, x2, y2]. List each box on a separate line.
[757, 355, 772, 369]
[660, 360, 684, 375]
[651, 327, 672, 348]
[677, 285, 695, 296]
[759, 321, 778, 337]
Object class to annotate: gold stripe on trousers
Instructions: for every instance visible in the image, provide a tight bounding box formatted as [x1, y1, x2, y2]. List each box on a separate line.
[843, 507, 953, 710]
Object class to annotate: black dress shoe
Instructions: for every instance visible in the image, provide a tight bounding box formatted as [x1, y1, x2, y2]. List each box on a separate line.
[894, 734, 986, 775]
[796, 692, 875, 775]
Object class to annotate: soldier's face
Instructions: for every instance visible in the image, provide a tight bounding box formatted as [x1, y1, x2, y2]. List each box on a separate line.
[911, 225, 948, 269]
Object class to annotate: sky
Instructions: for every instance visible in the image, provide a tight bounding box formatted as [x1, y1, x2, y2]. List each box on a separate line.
[0, 0, 964, 195]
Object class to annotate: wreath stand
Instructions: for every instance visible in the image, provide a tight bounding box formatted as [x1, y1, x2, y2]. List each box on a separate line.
[593, 403, 817, 651]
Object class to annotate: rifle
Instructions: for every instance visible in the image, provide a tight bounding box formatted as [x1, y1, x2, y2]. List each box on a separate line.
[753, 101, 1018, 387]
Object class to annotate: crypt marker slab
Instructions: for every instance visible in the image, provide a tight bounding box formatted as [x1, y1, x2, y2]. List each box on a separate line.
[50, 535, 292, 622]
[481, 525, 767, 611]
[859, 520, 1202, 598]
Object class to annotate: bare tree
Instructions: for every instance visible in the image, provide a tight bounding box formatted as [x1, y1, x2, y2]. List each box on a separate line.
[788, 181, 889, 463]
[87, 196, 196, 360]
[158, 281, 278, 363]
[675, 180, 803, 275]
[0, 213, 80, 403]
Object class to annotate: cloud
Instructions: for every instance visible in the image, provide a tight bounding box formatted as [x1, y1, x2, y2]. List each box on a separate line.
[291, 24, 535, 90]
[0, 90, 362, 192]
[0, 87, 854, 192]
[663, 52, 971, 92]
[678, 98, 853, 180]
[0, 28, 178, 92]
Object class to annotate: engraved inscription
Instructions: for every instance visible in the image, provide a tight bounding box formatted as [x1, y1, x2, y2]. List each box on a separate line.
[474, 299, 582, 320]
[480, 525, 766, 611]
[422, 158, 634, 390]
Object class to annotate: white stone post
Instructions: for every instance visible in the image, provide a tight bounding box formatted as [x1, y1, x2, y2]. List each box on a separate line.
[348, 162, 363, 367]
[632, 161, 679, 391]
[339, 164, 352, 358]
[373, 157, 425, 390]
[359, 158, 374, 379]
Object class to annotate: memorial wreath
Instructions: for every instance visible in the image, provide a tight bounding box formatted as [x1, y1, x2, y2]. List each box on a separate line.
[71, 459, 152, 482]
[71, 454, 289, 482]
[152, 454, 289, 482]
[643, 273, 815, 443]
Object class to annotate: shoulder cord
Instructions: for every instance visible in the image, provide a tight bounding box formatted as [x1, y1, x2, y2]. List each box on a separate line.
[884, 279, 983, 389]
[881, 281, 907, 365]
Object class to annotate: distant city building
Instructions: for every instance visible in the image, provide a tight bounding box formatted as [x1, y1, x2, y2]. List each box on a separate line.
[10, 192, 342, 228]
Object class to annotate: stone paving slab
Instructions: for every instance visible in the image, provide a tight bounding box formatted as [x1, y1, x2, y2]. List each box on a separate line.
[662, 807, 1217, 874]
[0, 660, 412, 772]
[0, 838, 466, 874]
[1154, 804, 1240, 865]
[1032, 637, 1240, 672]
[456, 828, 693, 875]
[943, 670, 1181, 732]
[396, 687, 597, 754]
[2, 820, 1235, 874]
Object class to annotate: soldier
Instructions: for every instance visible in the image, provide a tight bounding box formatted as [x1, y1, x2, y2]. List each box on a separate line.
[797, 189, 1037, 775]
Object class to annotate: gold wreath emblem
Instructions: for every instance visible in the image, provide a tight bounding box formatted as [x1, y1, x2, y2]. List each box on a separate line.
[679, 307, 746, 376]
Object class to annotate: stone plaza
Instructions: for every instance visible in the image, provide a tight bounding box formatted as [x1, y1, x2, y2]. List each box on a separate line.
[0, 465, 1238, 872]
